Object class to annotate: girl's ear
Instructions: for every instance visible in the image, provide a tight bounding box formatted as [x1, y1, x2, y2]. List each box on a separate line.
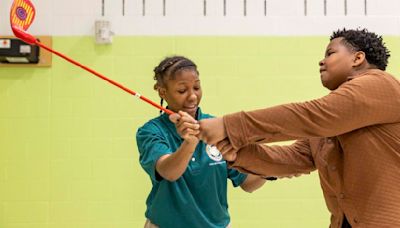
[353, 51, 366, 67]
[158, 87, 166, 100]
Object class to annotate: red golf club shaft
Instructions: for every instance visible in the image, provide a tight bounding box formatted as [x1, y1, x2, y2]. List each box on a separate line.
[35, 40, 173, 115]
[10, 0, 173, 115]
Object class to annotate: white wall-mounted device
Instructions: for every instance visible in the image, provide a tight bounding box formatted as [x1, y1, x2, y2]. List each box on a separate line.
[95, 20, 114, 44]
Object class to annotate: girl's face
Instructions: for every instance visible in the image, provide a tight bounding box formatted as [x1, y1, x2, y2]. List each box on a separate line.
[319, 37, 356, 90]
[159, 69, 202, 118]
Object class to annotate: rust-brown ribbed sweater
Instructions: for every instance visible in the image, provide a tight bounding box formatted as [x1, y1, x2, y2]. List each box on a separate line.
[224, 69, 400, 228]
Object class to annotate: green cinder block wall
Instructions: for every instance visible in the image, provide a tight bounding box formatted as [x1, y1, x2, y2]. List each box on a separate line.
[0, 36, 399, 228]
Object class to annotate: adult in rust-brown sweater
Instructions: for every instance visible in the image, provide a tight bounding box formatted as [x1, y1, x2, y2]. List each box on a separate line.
[196, 29, 400, 227]
[222, 68, 400, 228]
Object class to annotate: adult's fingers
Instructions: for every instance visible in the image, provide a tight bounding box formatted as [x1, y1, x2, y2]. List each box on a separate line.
[216, 139, 237, 161]
[222, 150, 237, 162]
[216, 139, 231, 154]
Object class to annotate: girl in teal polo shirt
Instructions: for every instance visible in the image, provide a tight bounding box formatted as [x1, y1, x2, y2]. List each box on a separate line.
[136, 56, 266, 228]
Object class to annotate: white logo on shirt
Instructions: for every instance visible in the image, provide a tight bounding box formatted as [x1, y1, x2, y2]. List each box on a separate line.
[206, 144, 223, 162]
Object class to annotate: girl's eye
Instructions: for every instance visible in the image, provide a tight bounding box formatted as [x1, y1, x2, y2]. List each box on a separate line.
[194, 87, 200, 91]
[178, 90, 186, 94]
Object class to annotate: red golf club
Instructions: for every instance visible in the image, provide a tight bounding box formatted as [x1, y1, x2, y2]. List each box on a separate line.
[10, 0, 174, 115]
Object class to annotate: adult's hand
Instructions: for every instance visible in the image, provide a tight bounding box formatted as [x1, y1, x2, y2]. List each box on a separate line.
[198, 117, 227, 145]
[216, 139, 237, 162]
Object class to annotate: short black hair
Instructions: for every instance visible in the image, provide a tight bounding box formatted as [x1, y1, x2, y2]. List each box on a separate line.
[330, 28, 390, 70]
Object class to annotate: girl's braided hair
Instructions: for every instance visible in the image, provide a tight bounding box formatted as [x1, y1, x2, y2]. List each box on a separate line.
[153, 56, 198, 113]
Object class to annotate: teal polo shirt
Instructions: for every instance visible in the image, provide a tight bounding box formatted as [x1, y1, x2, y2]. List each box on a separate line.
[136, 108, 247, 228]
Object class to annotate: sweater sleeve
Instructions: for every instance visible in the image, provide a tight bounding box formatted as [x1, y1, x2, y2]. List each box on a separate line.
[224, 71, 400, 148]
[229, 139, 316, 177]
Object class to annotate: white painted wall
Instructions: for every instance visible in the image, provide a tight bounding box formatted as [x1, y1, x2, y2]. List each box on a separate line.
[1, 0, 400, 35]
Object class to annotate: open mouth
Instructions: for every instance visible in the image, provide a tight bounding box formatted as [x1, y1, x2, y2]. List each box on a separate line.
[184, 106, 197, 111]
[183, 106, 197, 115]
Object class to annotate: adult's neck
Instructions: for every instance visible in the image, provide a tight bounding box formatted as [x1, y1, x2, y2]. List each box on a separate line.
[349, 64, 379, 80]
